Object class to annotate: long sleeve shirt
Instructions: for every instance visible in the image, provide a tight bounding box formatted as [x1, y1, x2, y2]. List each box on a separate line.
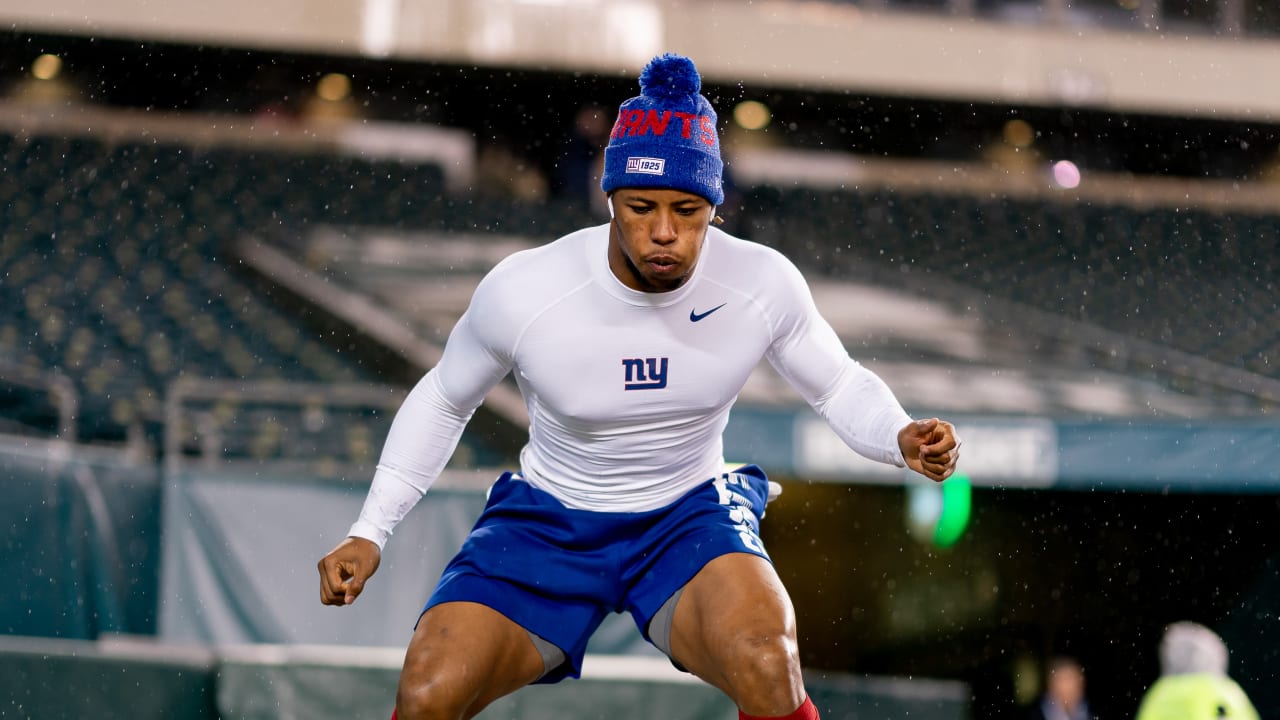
[349, 224, 913, 548]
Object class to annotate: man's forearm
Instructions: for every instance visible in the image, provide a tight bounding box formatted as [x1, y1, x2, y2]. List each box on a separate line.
[347, 371, 476, 548]
[818, 360, 913, 468]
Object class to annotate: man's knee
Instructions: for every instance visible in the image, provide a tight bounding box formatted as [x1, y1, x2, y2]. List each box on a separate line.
[704, 630, 806, 717]
[723, 630, 803, 692]
[396, 676, 463, 717]
[395, 676, 475, 720]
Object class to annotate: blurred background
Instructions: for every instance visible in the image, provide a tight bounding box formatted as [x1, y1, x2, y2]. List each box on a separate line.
[1, 0, 1278, 718]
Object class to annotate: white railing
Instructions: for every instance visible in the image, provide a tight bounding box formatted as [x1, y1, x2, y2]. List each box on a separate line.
[0, 360, 78, 441]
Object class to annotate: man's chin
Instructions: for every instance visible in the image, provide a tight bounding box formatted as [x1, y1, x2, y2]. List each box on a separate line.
[645, 269, 689, 290]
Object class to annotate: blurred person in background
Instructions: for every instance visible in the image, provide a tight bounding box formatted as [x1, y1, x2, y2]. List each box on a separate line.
[1134, 621, 1258, 720]
[1027, 655, 1094, 720]
[552, 104, 611, 209]
[317, 52, 961, 720]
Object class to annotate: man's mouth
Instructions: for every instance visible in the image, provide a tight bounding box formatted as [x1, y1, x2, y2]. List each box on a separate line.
[646, 255, 679, 272]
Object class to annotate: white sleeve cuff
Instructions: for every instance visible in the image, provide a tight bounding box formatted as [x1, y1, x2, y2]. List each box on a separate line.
[346, 465, 431, 551]
[347, 519, 391, 551]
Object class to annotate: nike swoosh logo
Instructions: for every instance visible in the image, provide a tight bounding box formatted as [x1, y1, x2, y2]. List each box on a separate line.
[689, 303, 727, 322]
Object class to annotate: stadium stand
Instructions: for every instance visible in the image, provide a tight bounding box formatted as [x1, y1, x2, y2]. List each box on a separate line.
[0, 130, 547, 455]
[740, 184, 1280, 394]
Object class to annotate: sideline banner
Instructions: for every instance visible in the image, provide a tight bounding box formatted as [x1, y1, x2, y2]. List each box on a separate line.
[0, 437, 160, 639]
[155, 467, 657, 654]
[726, 407, 1280, 491]
[157, 469, 482, 646]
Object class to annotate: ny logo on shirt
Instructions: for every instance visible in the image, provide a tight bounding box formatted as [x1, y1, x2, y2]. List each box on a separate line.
[622, 357, 668, 390]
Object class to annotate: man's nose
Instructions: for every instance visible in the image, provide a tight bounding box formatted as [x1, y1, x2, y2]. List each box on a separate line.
[651, 210, 678, 243]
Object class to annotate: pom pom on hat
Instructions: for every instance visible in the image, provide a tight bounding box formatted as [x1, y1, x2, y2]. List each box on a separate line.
[600, 53, 724, 205]
[639, 54, 701, 101]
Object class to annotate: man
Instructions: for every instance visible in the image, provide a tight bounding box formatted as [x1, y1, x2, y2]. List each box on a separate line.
[1027, 656, 1093, 720]
[1135, 622, 1259, 720]
[317, 53, 961, 720]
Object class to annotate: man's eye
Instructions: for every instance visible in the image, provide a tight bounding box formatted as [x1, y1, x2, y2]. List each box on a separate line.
[628, 206, 651, 214]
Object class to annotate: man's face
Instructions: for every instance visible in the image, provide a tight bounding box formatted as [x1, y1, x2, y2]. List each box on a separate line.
[607, 188, 713, 293]
[1048, 662, 1085, 706]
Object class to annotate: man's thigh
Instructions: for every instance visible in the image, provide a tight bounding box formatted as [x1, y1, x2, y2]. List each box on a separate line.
[665, 553, 810, 717]
[398, 601, 546, 715]
[666, 552, 799, 683]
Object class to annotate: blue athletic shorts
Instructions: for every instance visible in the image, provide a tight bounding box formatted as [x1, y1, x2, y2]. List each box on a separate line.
[422, 464, 773, 684]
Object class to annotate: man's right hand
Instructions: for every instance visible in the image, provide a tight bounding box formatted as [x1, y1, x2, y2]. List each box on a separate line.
[317, 536, 382, 606]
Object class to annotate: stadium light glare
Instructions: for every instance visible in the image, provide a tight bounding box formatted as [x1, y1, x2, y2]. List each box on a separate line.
[733, 100, 772, 131]
[933, 474, 972, 548]
[1051, 159, 1081, 189]
[906, 473, 972, 549]
[317, 73, 352, 102]
[31, 54, 62, 81]
[1002, 118, 1034, 148]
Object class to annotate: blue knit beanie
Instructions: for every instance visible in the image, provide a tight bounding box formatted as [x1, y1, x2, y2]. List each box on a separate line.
[600, 53, 724, 206]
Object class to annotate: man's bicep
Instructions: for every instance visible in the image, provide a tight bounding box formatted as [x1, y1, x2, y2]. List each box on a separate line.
[758, 256, 854, 404]
[766, 309, 853, 407]
[433, 309, 516, 409]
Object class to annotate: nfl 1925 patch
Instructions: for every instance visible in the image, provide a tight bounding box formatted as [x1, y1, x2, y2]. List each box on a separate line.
[625, 157, 665, 175]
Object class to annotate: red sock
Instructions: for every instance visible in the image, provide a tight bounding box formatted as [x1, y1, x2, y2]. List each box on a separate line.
[390, 711, 396, 720]
[739, 695, 819, 720]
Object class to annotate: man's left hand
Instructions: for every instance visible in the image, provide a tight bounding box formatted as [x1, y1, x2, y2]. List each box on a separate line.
[899, 417, 961, 483]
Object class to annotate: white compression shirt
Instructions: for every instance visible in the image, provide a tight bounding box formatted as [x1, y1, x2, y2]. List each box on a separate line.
[348, 224, 914, 549]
